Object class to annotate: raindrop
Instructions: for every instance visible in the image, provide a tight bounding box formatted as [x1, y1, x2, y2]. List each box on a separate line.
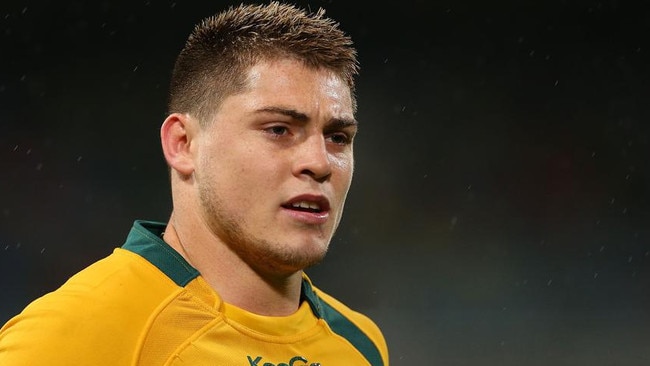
[35, 163, 43, 171]
[450, 216, 458, 230]
[594, 272, 598, 279]
[553, 80, 559, 86]
[40, 248, 45, 254]
[628, 256, 633, 263]
[547, 279, 553, 286]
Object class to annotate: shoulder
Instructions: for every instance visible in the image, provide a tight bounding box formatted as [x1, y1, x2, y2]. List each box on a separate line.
[31, 247, 180, 316]
[310, 284, 390, 366]
[0, 248, 181, 365]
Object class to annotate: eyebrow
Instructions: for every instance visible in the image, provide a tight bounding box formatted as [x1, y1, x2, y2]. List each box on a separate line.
[255, 106, 358, 128]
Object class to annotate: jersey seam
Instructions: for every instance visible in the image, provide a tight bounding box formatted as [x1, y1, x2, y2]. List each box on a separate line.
[221, 316, 325, 344]
[132, 287, 188, 365]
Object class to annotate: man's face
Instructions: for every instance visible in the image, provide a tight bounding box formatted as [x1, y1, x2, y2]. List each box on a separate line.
[194, 58, 356, 275]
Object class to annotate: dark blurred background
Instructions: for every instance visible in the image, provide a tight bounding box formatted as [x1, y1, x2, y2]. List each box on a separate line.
[1, 0, 649, 364]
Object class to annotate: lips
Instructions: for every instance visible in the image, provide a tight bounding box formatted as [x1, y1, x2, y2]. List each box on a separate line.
[281, 194, 331, 224]
[288, 200, 323, 212]
[282, 195, 330, 213]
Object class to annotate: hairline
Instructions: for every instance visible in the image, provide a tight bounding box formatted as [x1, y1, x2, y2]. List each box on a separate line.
[191, 55, 356, 127]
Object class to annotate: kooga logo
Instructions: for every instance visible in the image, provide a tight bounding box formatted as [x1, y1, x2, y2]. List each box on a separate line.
[247, 355, 321, 366]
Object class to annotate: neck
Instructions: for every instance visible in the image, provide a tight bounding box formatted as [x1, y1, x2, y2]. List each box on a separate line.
[162, 213, 303, 316]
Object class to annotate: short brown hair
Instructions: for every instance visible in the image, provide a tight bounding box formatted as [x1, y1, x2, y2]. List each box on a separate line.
[167, 1, 359, 125]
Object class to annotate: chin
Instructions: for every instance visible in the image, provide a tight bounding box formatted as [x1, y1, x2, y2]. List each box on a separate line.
[259, 241, 330, 275]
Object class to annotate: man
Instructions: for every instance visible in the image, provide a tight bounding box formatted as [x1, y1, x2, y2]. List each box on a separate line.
[0, 2, 388, 365]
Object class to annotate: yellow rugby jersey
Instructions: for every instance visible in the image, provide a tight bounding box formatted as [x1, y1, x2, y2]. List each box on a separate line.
[0, 220, 388, 365]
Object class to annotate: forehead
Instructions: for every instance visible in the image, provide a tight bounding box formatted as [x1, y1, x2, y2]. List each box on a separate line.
[241, 58, 354, 115]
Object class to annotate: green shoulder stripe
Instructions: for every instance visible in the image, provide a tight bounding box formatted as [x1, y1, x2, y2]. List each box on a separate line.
[122, 220, 200, 287]
[302, 281, 384, 366]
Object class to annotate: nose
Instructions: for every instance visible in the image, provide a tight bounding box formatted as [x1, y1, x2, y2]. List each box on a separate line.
[293, 134, 331, 182]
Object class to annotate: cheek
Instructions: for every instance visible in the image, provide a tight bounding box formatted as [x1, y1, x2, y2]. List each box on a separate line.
[332, 152, 353, 174]
[230, 152, 284, 192]
[331, 154, 354, 188]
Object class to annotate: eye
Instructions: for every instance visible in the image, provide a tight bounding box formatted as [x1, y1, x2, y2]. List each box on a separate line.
[265, 125, 289, 136]
[326, 132, 352, 145]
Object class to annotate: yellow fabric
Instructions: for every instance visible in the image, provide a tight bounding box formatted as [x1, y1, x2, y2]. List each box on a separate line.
[313, 288, 391, 365]
[0, 246, 388, 365]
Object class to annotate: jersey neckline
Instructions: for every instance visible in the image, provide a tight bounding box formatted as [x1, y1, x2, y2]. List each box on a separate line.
[121, 220, 384, 365]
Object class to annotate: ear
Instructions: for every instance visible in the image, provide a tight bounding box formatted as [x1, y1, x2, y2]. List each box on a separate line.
[160, 113, 197, 176]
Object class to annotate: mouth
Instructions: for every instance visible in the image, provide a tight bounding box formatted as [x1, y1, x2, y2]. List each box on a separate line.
[281, 195, 331, 215]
